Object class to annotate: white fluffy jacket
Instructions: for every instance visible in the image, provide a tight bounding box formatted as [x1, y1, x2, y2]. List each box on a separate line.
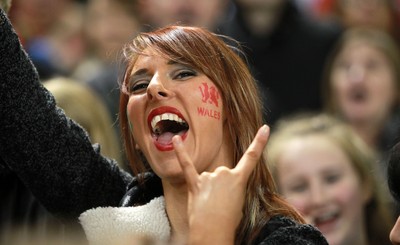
[79, 197, 170, 244]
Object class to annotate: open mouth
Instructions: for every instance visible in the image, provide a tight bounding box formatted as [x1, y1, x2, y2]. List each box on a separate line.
[312, 210, 340, 232]
[349, 89, 367, 102]
[149, 110, 189, 151]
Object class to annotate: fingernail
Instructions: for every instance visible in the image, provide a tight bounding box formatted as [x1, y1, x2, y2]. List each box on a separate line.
[172, 135, 182, 146]
[261, 124, 269, 136]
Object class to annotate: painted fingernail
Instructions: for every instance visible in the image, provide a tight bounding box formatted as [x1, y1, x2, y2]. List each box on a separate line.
[172, 135, 182, 146]
[261, 125, 269, 135]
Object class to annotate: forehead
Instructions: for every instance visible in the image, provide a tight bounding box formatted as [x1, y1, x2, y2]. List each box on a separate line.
[278, 135, 352, 170]
[338, 40, 385, 59]
[130, 48, 169, 73]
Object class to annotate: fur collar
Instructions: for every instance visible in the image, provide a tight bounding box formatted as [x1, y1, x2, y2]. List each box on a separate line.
[79, 196, 170, 244]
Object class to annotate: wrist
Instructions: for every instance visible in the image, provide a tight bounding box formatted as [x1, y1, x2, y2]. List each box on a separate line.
[188, 221, 236, 245]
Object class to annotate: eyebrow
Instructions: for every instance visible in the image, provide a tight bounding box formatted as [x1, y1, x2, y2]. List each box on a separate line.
[167, 60, 178, 65]
[131, 60, 177, 76]
[129, 59, 186, 82]
[131, 68, 148, 77]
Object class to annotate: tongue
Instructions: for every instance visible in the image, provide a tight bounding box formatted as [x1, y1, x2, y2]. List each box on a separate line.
[157, 132, 175, 145]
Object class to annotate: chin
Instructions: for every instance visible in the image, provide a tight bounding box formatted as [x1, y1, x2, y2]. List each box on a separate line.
[325, 230, 352, 245]
[325, 236, 341, 245]
[154, 168, 185, 182]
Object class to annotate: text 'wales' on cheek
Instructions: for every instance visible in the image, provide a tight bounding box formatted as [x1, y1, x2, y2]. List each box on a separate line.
[197, 107, 221, 120]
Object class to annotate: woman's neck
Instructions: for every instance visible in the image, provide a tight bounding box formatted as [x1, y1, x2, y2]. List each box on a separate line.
[350, 119, 383, 150]
[345, 217, 369, 245]
[162, 181, 189, 245]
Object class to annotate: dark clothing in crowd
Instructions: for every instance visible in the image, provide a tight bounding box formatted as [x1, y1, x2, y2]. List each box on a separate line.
[218, 1, 342, 124]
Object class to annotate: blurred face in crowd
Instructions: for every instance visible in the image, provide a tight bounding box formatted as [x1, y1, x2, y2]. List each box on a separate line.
[138, 0, 228, 30]
[235, 0, 287, 35]
[330, 39, 397, 125]
[235, 0, 286, 10]
[86, 0, 139, 59]
[11, 0, 71, 33]
[391, 217, 400, 244]
[276, 135, 370, 245]
[338, 0, 392, 32]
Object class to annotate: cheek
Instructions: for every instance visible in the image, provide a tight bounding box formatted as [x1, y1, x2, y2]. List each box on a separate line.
[126, 97, 145, 136]
[283, 193, 317, 224]
[331, 79, 348, 98]
[283, 193, 309, 214]
[197, 82, 222, 121]
[198, 82, 221, 108]
[278, 184, 309, 214]
[374, 77, 397, 102]
[333, 179, 363, 207]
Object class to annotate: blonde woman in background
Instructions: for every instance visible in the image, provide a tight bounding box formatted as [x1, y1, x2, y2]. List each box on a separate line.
[322, 27, 400, 155]
[0, 0, 9, 11]
[267, 113, 393, 245]
[44, 77, 124, 168]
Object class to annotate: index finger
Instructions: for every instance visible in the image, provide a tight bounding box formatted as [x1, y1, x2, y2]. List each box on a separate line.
[234, 125, 270, 181]
[172, 135, 199, 192]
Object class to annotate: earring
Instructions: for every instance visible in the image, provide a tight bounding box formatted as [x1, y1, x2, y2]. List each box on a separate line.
[135, 143, 140, 150]
[128, 120, 134, 132]
[127, 110, 133, 132]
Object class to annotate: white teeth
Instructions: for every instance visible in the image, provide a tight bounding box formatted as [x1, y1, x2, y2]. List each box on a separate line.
[151, 115, 161, 129]
[315, 211, 337, 223]
[150, 113, 187, 133]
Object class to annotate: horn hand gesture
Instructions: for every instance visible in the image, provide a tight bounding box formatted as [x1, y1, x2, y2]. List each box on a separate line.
[172, 125, 270, 245]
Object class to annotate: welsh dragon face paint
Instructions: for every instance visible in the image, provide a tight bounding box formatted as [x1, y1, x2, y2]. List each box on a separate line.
[197, 82, 221, 120]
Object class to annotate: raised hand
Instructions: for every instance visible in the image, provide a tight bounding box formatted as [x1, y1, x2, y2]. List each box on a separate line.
[172, 125, 270, 245]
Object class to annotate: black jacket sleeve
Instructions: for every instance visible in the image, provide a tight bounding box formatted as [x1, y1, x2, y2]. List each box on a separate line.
[254, 216, 328, 245]
[0, 8, 133, 221]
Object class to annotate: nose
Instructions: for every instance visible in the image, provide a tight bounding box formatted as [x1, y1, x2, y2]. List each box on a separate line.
[309, 182, 328, 207]
[390, 216, 400, 244]
[347, 65, 366, 84]
[146, 74, 174, 100]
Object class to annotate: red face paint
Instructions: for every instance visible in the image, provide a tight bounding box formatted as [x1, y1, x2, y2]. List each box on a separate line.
[197, 107, 221, 120]
[199, 82, 220, 107]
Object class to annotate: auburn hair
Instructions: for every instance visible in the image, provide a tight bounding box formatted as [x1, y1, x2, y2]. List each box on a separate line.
[119, 26, 305, 244]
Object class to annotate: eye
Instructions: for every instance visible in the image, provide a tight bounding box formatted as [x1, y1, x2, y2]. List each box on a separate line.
[290, 184, 307, 193]
[325, 173, 341, 184]
[335, 60, 350, 71]
[365, 60, 380, 71]
[174, 69, 197, 80]
[128, 80, 149, 94]
[287, 181, 308, 193]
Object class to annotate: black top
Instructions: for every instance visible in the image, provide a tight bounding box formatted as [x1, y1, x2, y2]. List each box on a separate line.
[218, 1, 342, 124]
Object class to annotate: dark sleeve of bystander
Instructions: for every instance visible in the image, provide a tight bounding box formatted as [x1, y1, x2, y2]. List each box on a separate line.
[0, 8, 133, 222]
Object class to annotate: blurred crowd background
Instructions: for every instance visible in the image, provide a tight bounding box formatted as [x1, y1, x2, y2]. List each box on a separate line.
[7, 0, 400, 161]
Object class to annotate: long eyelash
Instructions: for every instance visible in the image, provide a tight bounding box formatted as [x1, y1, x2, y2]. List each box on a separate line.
[176, 70, 197, 79]
[129, 83, 148, 93]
